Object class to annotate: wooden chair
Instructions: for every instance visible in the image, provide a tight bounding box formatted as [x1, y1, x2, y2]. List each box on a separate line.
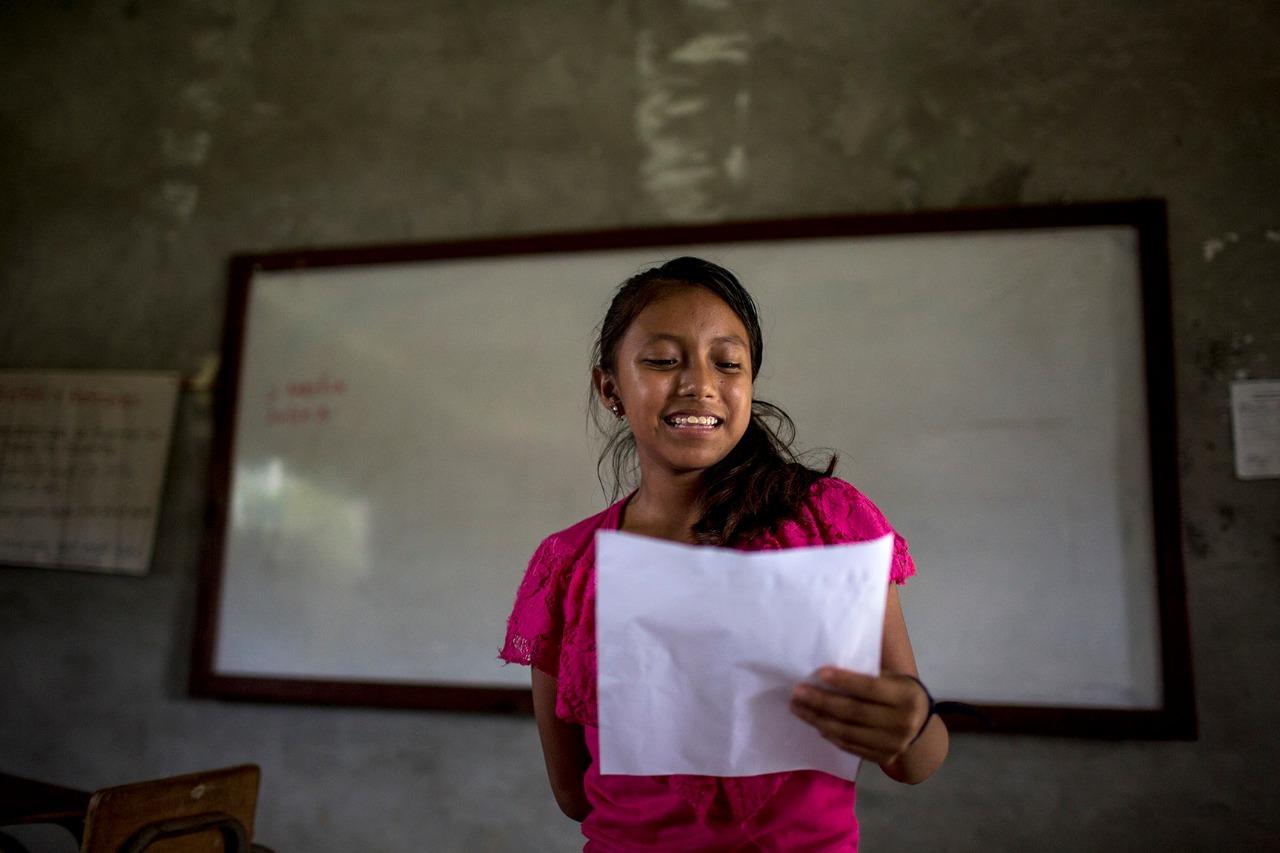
[78, 764, 271, 853]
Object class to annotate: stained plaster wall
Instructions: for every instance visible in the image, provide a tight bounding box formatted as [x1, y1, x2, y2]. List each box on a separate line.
[1, 2, 1277, 851]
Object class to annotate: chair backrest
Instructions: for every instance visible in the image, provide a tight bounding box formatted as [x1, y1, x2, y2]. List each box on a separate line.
[79, 765, 260, 853]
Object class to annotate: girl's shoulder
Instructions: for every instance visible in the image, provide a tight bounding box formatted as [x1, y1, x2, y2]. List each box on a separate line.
[805, 475, 889, 524]
[798, 476, 916, 584]
[530, 496, 626, 569]
[502, 499, 625, 672]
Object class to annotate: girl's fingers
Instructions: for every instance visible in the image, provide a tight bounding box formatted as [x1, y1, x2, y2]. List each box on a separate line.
[813, 668, 887, 702]
[790, 684, 903, 731]
[792, 704, 879, 747]
[790, 702, 897, 761]
[788, 696, 901, 747]
[790, 681, 923, 759]
[814, 668, 922, 709]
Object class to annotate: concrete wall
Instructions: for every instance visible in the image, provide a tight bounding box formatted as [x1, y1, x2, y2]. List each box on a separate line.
[2, 2, 1277, 850]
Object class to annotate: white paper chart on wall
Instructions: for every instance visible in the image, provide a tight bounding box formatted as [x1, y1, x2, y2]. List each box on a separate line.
[0, 370, 179, 575]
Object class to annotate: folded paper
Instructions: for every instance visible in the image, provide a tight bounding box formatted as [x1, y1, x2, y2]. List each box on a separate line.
[596, 530, 893, 781]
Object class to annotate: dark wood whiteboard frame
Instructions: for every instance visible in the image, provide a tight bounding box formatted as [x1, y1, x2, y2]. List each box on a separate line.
[189, 199, 1196, 739]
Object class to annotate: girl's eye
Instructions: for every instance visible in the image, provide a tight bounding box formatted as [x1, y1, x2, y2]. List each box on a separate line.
[718, 362, 742, 371]
[642, 359, 677, 367]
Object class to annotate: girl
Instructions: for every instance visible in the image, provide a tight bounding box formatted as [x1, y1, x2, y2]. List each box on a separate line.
[501, 257, 947, 851]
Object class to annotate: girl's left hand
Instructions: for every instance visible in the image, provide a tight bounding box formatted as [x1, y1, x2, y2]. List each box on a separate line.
[789, 667, 930, 764]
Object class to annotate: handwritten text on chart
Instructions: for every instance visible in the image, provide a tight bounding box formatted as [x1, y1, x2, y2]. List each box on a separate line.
[0, 384, 143, 408]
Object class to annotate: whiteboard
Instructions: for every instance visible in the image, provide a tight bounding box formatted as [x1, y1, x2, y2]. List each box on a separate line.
[192, 203, 1194, 738]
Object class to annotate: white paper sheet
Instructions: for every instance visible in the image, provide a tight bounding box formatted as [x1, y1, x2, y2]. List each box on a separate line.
[595, 530, 893, 781]
[1231, 379, 1280, 479]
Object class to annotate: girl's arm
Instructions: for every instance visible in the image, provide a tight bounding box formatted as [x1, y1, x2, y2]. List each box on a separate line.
[876, 583, 949, 783]
[532, 667, 593, 821]
[790, 584, 949, 784]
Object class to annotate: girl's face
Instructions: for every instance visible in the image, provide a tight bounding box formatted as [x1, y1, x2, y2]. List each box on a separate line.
[596, 286, 754, 481]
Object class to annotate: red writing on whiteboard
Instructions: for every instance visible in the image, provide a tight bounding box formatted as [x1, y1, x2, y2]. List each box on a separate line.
[266, 404, 331, 426]
[265, 374, 346, 401]
[264, 374, 343, 426]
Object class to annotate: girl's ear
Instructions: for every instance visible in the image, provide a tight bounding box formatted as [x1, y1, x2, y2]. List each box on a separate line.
[594, 367, 626, 420]
[593, 366, 617, 409]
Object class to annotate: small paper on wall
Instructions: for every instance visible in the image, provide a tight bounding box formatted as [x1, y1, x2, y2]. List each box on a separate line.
[1231, 380, 1280, 479]
[0, 370, 180, 574]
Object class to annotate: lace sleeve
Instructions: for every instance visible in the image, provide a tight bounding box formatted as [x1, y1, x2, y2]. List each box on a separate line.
[498, 536, 569, 675]
[888, 527, 916, 586]
[815, 478, 917, 586]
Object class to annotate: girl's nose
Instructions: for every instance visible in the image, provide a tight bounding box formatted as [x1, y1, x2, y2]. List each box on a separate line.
[677, 363, 715, 397]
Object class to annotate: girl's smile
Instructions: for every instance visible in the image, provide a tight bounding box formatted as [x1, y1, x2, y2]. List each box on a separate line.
[661, 411, 723, 431]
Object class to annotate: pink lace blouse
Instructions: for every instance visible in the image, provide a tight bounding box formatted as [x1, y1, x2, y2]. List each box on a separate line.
[500, 477, 916, 851]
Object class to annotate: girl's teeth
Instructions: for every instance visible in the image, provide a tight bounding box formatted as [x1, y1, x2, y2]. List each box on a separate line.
[671, 416, 716, 425]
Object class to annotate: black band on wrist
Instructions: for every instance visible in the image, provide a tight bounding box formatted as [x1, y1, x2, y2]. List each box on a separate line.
[901, 673, 935, 746]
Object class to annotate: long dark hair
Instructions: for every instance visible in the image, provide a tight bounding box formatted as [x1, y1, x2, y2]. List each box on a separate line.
[589, 256, 836, 546]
